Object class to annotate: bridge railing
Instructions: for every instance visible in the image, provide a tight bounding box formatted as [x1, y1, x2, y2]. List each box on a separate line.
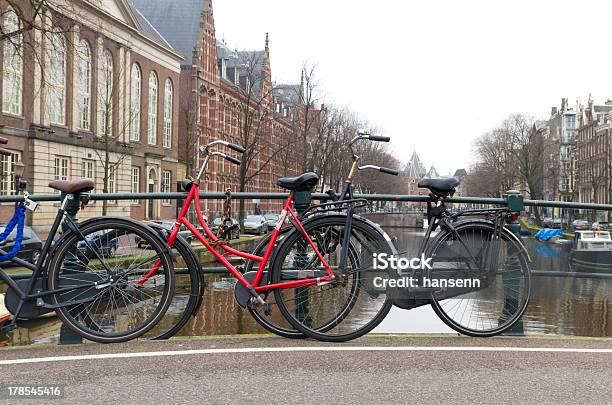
[0, 189, 610, 212]
[2, 189, 612, 282]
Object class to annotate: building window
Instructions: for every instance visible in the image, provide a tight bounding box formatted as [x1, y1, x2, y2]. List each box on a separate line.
[131, 166, 140, 203]
[2, 8, 22, 116]
[47, 32, 66, 125]
[99, 49, 113, 136]
[130, 64, 141, 141]
[0, 150, 21, 195]
[163, 79, 172, 148]
[162, 170, 171, 204]
[148, 71, 158, 145]
[108, 164, 117, 204]
[81, 159, 95, 179]
[54, 157, 70, 194]
[76, 40, 91, 130]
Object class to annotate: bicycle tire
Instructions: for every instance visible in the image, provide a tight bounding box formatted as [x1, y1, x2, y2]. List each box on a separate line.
[425, 220, 531, 337]
[145, 227, 203, 340]
[270, 214, 393, 342]
[48, 218, 175, 343]
[243, 226, 307, 339]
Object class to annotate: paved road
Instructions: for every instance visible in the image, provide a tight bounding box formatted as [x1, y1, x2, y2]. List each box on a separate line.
[0, 335, 610, 404]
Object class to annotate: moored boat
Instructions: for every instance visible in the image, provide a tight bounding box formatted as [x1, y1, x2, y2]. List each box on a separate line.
[569, 231, 612, 270]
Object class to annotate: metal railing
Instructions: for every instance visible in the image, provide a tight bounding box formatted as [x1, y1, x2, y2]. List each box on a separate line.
[2, 190, 612, 281]
[0, 190, 610, 211]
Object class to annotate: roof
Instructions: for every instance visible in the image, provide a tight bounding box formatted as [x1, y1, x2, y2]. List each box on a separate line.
[217, 41, 266, 96]
[129, 4, 174, 50]
[453, 168, 467, 177]
[274, 84, 301, 106]
[403, 151, 426, 178]
[129, 0, 208, 64]
[426, 165, 439, 178]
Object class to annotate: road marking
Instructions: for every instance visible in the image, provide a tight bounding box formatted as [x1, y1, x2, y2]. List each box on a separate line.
[1, 345, 611, 365]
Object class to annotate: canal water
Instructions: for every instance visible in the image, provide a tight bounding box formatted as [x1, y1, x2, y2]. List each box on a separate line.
[1, 227, 610, 346]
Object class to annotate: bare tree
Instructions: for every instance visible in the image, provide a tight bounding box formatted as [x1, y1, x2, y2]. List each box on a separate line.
[93, 50, 136, 215]
[0, 1, 74, 42]
[299, 63, 321, 172]
[231, 51, 296, 224]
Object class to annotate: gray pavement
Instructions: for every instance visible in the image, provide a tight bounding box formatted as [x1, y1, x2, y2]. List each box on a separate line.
[0, 334, 610, 404]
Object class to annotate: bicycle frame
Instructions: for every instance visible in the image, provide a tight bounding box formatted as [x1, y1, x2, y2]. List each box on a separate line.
[0, 194, 106, 322]
[144, 182, 335, 294]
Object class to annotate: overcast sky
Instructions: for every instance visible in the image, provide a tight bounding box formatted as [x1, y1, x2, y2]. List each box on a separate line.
[215, 0, 612, 175]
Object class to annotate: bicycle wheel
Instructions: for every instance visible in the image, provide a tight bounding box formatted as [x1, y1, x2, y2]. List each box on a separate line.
[144, 228, 203, 340]
[48, 219, 175, 343]
[270, 215, 393, 342]
[244, 227, 306, 339]
[425, 220, 530, 337]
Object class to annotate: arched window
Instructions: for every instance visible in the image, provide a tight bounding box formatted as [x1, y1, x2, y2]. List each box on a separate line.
[147, 71, 158, 145]
[98, 49, 113, 135]
[130, 64, 141, 141]
[47, 32, 66, 125]
[163, 78, 172, 148]
[76, 39, 91, 130]
[2, 7, 22, 115]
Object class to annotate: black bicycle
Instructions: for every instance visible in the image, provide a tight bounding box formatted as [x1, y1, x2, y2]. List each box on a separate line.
[0, 139, 175, 343]
[392, 177, 531, 337]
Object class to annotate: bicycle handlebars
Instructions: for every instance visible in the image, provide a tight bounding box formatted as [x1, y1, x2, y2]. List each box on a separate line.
[227, 143, 246, 154]
[379, 167, 399, 175]
[358, 165, 399, 176]
[368, 135, 390, 142]
[225, 155, 241, 165]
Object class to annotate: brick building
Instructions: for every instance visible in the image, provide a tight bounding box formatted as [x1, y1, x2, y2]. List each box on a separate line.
[131, 0, 303, 219]
[0, 0, 184, 233]
[575, 98, 612, 220]
[549, 98, 578, 204]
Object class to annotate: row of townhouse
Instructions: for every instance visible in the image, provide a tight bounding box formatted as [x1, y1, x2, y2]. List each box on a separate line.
[540, 97, 611, 221]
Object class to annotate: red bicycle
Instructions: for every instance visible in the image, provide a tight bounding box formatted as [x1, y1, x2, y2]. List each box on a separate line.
[144, 140, 394, 342]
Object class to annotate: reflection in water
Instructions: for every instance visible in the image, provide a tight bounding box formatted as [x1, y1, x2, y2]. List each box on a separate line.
[2, 226, 610, 346]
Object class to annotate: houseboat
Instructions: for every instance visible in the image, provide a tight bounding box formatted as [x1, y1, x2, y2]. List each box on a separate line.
[569, 231, 612, 270]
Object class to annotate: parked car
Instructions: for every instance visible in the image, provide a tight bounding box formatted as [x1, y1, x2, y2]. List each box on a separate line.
[137, 220, 194, 248]
[571, 220, 590, 232]
[210, 217, 240, 240]
[551, 218, 568, 229]
[0, 225, 42, 265]
[592, 221, 610, 231]
[77, 231, 118, 257]
[243, 215, 268, 235]
[264, 213, 279, 230]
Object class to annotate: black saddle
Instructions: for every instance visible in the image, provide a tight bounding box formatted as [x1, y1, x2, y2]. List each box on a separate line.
[277, 172, 319, 192]
[418, 177, 460, 196]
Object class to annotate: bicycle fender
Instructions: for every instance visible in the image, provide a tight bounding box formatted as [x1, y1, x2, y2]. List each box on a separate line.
[44, 216, 175, 269]
[298, 212, 399, 255]
[439, 218, 532, 263]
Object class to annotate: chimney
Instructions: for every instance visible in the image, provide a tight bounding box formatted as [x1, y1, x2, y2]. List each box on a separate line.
[551, 107, 558, 116]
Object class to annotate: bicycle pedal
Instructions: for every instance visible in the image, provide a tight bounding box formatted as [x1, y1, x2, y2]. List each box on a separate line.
[263, 302, 272, 316]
